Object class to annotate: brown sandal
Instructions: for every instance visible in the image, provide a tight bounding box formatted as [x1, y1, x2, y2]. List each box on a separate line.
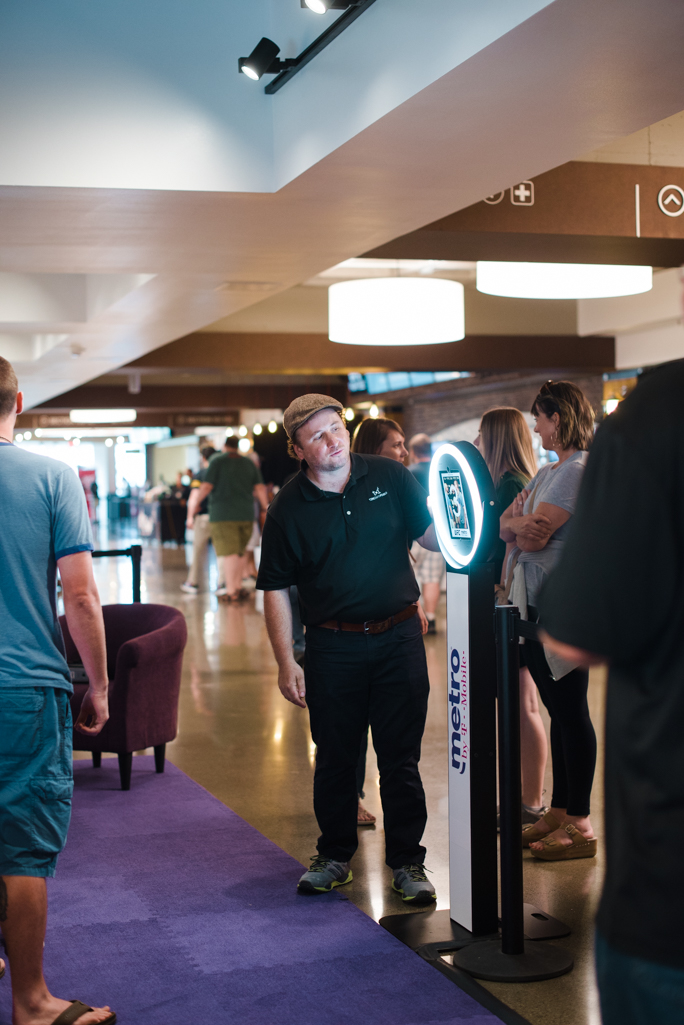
[522, 810, 562, 848]
[529, 823, 598, 861]
[51, 1001, 116, 1025]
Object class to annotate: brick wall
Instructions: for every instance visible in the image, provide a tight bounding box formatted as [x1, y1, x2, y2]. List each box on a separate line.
[396, 371, 603, 440]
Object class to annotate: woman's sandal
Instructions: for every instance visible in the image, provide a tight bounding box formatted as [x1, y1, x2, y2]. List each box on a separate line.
[522, 810, 562, 848]
[51, 1000, 116, 1025]
[529, 823, 597, 861]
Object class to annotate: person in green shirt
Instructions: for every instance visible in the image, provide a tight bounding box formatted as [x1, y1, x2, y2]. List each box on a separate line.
[196, 436, 268, 602]
[475, 406, 548, 825]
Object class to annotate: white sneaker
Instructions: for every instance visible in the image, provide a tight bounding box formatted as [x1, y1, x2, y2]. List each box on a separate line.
[215, 586, 228, 597]
[180, 582, 198, 594]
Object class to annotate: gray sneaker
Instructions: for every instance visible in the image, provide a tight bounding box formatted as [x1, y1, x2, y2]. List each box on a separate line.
[297, 856, 352, 895]
[392, 864, 436, 904]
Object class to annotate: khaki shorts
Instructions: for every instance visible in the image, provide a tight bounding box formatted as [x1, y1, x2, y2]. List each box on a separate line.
[210, 520, 254, 557]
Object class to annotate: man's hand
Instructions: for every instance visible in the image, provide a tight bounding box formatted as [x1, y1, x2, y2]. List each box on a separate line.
[278, 660, 306, 708]
[416, 603, 429, 635]
[75, 686, 109, 735]
[539, 630, 605, 668]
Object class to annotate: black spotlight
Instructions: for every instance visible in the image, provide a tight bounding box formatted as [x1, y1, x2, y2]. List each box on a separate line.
[301, 0, 360, 10]
[238, 37, 296, 81]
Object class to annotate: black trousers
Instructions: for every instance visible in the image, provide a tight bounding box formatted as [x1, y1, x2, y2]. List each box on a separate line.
[305, 614, 429, 868]
[523, 607, 596, 817]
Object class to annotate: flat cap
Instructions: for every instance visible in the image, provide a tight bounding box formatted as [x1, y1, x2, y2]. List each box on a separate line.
[283, 393, 344, 440]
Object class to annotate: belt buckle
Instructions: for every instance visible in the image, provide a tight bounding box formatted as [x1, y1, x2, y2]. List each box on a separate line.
[363, 619, 372, 634]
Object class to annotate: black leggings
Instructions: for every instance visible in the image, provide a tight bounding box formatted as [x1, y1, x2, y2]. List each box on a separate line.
[523, 608, 597, 817]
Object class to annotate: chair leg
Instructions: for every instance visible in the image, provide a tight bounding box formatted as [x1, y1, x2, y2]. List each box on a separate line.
[154, 744, 166, 774]
[92, 752, 102, 768]
[118, 752, 133, 791]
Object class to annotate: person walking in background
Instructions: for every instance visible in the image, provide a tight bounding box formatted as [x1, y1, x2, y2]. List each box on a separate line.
[351, 418, 429, 826]
[258, 395, 440, 904]
[406, 434, 443, 635]
[538, 360, 684, 1025]
[196, 435, 268, 603]
[181, 445, 223, 594]
[0, 357, 115, 1025]
[500, 380, 597, 861]
[476, 407, 547, 824]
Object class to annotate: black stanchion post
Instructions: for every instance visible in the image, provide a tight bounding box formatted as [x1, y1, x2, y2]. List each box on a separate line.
[450, 604, 574, 982]
[496, 604, 525, 955]
[130, 545, 142, 603]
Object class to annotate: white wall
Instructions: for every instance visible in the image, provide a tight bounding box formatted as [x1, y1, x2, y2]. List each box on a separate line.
[578, 268, 684, 369]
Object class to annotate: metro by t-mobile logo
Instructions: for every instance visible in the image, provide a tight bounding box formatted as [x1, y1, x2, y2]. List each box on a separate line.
[449, 648, 468, 774]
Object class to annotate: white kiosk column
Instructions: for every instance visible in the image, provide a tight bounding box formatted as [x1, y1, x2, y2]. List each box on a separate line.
[431, 443, 499, 938]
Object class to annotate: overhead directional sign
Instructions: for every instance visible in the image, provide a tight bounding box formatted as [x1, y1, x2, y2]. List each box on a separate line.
[365, 162, 684, 266]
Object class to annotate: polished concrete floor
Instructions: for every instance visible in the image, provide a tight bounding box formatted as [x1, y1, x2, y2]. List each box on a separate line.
[86, 534, 606, 1025]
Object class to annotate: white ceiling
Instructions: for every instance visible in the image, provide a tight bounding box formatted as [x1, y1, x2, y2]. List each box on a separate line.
[3, 0, 684, 407]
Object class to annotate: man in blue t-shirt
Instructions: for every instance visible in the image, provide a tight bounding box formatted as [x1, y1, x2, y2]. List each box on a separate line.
[0, 358, 115, 1025]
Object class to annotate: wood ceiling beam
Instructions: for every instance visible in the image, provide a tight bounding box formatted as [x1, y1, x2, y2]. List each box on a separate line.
[125, 331, 614, 375]
[31, 381, 348, 413]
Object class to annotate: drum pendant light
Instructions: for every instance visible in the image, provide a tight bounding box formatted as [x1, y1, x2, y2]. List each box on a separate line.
[476, 261, 652, 300]
[328, 277, 465, 346]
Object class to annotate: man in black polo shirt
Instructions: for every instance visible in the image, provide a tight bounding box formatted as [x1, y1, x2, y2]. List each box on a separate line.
[256, 394, 439, 903]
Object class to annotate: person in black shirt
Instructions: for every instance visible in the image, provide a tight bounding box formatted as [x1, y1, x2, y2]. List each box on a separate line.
[257, 394, 439, 903]
[538, 360, 684, 1024]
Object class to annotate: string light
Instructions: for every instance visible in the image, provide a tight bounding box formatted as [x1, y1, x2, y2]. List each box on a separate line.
[268, 420, 278, 433]
[369, 404, 379, 419]
[253, 423, 263, 435]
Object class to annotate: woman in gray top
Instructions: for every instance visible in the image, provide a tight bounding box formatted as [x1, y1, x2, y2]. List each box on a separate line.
[500, 381, 598, 862]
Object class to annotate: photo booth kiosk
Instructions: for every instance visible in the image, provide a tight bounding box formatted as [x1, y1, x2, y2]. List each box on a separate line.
[381, 443, 573, 981]
[429, 441, 500, 937]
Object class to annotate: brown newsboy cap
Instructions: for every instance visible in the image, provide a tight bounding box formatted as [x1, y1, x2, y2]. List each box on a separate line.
[283, 393, 344, 440]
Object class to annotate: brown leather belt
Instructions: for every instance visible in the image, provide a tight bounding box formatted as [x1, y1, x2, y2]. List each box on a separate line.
[317, 603, 418, 635]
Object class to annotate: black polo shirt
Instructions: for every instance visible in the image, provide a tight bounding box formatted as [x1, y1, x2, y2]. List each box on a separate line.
[256, 453, 431, 625]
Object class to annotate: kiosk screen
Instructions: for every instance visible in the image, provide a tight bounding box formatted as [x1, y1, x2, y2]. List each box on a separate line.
[439, 470, 471, 540]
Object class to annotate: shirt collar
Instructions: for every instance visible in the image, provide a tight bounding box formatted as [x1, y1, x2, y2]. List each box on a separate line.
[297, 453, 368, 502]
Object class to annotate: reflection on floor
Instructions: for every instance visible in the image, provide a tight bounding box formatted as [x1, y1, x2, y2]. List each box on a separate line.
[86, 537, 605, 1025]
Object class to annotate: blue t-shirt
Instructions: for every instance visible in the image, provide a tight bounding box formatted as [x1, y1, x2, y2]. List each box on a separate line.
[0, 444, 94, 692]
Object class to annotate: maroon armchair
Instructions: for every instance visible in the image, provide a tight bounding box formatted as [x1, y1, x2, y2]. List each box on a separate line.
[60, 604, 187, 790]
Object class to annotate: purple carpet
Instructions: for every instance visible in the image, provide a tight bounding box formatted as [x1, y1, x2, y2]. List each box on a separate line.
[0, 757, 504, 1025]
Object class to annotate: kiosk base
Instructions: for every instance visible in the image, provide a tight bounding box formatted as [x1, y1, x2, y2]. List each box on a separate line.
[380, 904, 569, 951]
[449, 939, 574, 983]
[379, 910, 489, 951]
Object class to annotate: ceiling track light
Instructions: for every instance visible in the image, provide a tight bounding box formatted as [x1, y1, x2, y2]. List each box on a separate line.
[301, 0, 362, 13]
[239, 0, 377, 94]
[238, 38, 297, 81]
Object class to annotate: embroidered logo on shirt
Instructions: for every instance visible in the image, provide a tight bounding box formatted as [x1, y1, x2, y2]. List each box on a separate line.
[369, 486, 388, 502]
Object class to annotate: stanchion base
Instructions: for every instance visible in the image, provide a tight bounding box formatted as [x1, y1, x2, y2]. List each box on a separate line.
[521, 903, 570, 940]
[449, 939, 573, 982]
